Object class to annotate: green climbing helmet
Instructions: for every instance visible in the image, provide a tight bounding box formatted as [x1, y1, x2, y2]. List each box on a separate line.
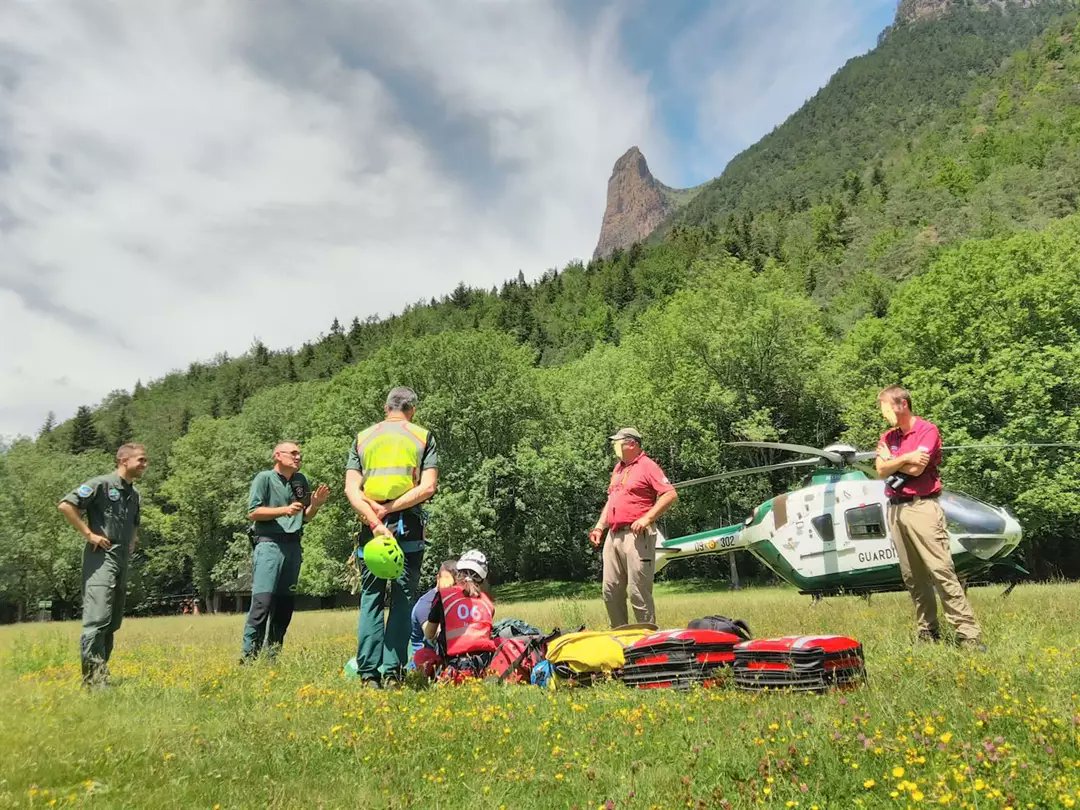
[363, 534, 405, 580]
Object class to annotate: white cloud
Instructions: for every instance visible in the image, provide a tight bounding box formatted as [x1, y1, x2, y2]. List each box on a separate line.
[0, 0, 666, 437]
[0, 1, 894, 439]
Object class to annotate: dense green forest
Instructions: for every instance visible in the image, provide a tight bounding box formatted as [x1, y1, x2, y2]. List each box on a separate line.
[2, 6, 1078, 619]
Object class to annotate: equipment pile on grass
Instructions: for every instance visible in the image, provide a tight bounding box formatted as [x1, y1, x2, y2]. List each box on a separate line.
[415, 613, 867, 695]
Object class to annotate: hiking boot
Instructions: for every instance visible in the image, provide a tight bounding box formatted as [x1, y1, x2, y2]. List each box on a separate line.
[957, 638, 987, 653]
[82, 674, 111, 691]
[916, 630, 941, 644]
[82, 663, 111, 689]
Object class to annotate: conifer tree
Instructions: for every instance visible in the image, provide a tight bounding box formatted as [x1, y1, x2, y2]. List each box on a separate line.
[178, 407, 192, 436]
[69, 406, 100, 455]
[38, 411, 56, 438]
[114, 410, 133, 448]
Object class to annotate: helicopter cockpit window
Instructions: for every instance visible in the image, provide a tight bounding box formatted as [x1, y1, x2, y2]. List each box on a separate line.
[810, 515, 835, 543]
[845, 504, 886, 539]
[939, 492, 1006, 535]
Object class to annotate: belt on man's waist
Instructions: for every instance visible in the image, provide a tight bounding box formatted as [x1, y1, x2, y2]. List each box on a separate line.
[888, 493, 940, 505]
[256, 532, 302, 542]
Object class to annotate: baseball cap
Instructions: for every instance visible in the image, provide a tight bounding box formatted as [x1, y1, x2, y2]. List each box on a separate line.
[608, 427, 642, 442]
[457, 549, 488, 581]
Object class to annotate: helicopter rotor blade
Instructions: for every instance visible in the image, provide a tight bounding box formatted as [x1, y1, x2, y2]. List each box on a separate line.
[852, 461, 880, 477]
[850, 451, 881, 477]
[942, 443, 1080, 451]
[674, 458, 822, 489]
[728, 440, 843, 464]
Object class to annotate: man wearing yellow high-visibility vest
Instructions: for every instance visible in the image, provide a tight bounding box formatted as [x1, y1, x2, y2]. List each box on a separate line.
[345, 386, 439, 686]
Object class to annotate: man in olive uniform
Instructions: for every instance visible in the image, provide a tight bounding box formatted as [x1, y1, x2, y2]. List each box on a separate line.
[345, 387, 438, 685]
[58, 443, 149, 686]
[241, 441, 329, 660]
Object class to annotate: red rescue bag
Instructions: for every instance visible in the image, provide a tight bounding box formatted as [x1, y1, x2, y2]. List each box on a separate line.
[734, 635, 866, 691]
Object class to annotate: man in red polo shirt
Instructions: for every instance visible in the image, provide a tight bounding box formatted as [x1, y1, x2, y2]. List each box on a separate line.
[875, 385, 983, 649]
[588, 428, 678, 627]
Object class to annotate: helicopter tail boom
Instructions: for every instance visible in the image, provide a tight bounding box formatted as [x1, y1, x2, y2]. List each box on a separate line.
[655, 524, 748, 572]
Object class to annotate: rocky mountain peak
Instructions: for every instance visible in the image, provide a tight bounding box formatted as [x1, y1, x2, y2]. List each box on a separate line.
[593, 147, 688, 260]
[895, 0, 1044, 26]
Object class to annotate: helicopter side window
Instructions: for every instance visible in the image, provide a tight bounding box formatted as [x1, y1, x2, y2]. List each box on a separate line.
[845, 504, 886, 539]
[810, 515, 835, 543]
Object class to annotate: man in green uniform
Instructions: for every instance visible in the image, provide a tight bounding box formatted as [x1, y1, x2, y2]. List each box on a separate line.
[241, 441, 329, 661]
[345, 387, 438, 686]
[58, 443, 149, 687]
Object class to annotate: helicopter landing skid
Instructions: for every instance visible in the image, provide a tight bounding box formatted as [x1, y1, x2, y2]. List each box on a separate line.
[799, 583, 908, 601]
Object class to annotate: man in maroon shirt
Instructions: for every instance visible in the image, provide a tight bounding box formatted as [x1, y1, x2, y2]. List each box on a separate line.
[588, 428, 678, 627]
[875, 386, 983, 649]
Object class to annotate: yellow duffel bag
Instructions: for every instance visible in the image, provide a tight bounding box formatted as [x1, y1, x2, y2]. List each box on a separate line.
[544, 624, 657, 684]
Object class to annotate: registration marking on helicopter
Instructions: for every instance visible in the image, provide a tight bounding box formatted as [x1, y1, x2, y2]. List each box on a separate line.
[693, 536, 736, 552]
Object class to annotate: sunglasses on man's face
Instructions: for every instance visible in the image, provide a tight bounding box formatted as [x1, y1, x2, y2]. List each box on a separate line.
[460, 570, 482, 582]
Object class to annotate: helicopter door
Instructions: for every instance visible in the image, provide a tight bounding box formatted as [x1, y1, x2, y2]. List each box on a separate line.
[843, 503, 895, 567]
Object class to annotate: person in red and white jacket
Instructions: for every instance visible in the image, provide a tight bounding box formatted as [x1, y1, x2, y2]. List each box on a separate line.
[423, 549, 496, 658]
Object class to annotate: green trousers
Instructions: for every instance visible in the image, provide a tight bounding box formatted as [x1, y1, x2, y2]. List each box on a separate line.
[81, 546, 129, 683]
[242, 538, 303, 658]
[355, 550, 423, 681]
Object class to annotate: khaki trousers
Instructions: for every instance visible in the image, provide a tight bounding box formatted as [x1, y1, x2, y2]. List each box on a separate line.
[602, 526, 662, 627]
[888, 498, 981, 641]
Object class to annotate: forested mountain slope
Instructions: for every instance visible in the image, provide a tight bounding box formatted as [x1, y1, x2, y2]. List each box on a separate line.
[665, 1, 1071, 234]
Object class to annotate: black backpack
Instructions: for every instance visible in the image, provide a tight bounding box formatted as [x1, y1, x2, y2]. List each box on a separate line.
[491, 618, 544, 639]
[687, 615, 752, 640]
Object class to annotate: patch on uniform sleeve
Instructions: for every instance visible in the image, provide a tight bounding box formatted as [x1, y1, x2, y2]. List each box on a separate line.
[77, 484, 94, 498]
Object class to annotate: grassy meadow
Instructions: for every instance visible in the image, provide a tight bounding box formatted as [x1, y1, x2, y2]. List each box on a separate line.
[1, 582, 1079, 809]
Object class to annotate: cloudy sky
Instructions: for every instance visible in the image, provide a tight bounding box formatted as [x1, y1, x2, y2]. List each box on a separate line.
[0, 0, 895, 439]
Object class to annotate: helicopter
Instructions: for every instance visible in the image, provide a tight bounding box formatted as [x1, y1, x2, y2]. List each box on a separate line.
[655, 440, 1076, 598]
